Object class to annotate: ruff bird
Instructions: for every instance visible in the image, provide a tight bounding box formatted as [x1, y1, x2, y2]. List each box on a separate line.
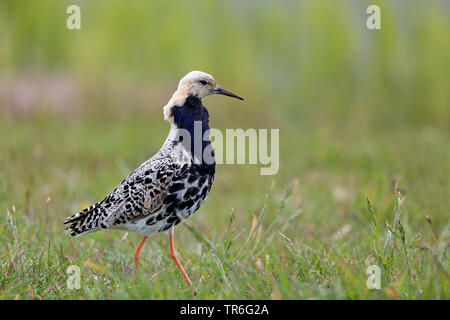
[63, 71, 243, 289]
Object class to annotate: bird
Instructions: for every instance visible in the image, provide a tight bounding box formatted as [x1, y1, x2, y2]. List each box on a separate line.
[63, 71, 244, 289]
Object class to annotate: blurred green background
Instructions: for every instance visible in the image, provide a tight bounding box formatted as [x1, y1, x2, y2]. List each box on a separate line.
[0, 0, 448, 299]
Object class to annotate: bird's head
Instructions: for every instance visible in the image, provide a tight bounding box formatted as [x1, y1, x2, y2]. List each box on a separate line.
[164, 71, 243, 121]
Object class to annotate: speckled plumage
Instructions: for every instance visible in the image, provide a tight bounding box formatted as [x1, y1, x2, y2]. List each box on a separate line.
[64, 96, 215, 237]
[63, 71, 243, 289]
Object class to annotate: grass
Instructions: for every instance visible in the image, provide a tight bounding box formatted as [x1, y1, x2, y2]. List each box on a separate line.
[0, 0, 449, 299]
[0, 113, 448, 299]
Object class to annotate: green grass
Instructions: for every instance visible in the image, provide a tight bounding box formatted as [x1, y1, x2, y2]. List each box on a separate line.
[0, 0, 449, 299]
[0, 113, 448, 299]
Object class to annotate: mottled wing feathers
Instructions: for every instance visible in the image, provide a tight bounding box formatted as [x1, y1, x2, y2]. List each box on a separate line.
[110, 158, 179, 225]
[63, 200, 115, 236]
[64, 155, 179, 236]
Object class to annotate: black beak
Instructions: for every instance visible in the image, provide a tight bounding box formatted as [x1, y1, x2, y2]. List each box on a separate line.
[214, 87, 244, 100]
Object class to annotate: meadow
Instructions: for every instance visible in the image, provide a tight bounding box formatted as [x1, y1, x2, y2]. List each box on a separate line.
[0, 0, 448, 299]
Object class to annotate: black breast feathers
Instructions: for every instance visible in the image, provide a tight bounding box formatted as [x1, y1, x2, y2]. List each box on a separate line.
[170, 94, 216, 175]
[143, 95, 216, 231]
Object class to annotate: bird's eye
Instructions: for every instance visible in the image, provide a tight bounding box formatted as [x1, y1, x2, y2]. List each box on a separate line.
[199, 80, 208, 85]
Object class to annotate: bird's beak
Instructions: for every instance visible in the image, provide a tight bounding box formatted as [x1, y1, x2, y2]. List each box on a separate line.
[214, 86, 244, 100]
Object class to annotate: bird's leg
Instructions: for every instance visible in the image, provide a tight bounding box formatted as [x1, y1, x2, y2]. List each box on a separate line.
[133, 235, 148, 284]
[169, 229, 194, 291]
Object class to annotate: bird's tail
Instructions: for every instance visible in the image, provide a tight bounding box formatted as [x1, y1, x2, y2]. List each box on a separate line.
[63, 202, 107, 236]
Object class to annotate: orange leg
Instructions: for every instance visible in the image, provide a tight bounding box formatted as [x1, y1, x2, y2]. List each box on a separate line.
[133, 236, 148, 284]
[169, 229, 194, 290]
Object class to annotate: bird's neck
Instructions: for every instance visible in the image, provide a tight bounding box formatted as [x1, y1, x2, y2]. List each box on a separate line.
[162, 95, 215, 169]
[171, 95, 210, 133]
